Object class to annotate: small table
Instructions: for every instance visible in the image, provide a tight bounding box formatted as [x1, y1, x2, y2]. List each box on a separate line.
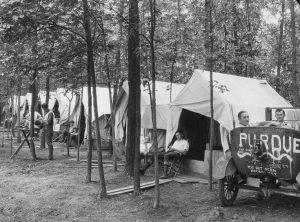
[10, 128, 32, 159]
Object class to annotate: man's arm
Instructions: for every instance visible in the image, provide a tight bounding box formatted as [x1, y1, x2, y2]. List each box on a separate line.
[181, 140, 189, 155]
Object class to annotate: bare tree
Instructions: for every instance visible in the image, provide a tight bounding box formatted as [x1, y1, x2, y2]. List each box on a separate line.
[126, 0, 141, 182]
[82, 0, 107, 196]
[208, 0, 214, 190]
[289, 0, 300, 106]
[149, 0, 160, 208]
[276, 0, 285, 93]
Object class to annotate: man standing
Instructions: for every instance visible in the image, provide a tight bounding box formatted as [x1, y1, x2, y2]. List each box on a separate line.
[41, 103, 54, 160]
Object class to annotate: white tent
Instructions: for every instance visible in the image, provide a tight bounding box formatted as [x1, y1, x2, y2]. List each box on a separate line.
[54, 88, 78, 124]
[168, 69, 293, 151]
[114, 81, 185, 141]
[11, 95, 27, 117]
[81, 86, 111, 122]
[53, 86, 111, 125]
[38, 91, 57, 111]
[24, 91, 56, 112]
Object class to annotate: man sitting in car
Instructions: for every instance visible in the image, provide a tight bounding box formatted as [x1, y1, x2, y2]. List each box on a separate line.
[272, 108, 292, 128]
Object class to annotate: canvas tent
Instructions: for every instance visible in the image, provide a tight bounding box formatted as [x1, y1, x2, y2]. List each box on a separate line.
[23, 91, 57, 117]
[54, 88, 78, 124]
[168, 69, 293, 165]
[62, 87, 112, 143]
[67, 86, 111, 124]
[11, 95, 27, 117]
[114, 80, 185, 143]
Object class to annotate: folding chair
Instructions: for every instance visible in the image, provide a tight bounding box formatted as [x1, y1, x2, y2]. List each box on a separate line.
[167, 155, 185, 177]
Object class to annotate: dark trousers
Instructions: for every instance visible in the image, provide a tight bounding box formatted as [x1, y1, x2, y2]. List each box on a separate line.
[45, 128, 53, 159]
[142, 151, 165, 165]
[40, 128, 45, 149]
[163, 151, 181, 165]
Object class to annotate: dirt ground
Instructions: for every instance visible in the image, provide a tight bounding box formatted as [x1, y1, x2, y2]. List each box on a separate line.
[1, 136, 300, 222]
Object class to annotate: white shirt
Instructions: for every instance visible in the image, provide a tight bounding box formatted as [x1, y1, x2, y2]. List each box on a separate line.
[171, 139, 189, 153]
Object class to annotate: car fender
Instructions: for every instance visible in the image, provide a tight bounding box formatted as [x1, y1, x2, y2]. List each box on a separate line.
[213, 156, 237, 180]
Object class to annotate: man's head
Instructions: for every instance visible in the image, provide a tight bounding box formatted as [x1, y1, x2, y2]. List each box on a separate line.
[175, 130, 184, 140]
[275, 108, 285, 123]
[238, 111, 249, 126]
[41, 103, 48, 110]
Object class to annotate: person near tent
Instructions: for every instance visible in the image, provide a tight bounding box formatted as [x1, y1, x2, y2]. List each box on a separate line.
[22, 109, 42, 135]
[139, 130, 167, 174]
[54, 120, 78, 146]
[223, 111, 251, 160]
[139, 130, 189, 178]
[271, 108, 292, 128]
[160, 130, 189, 179]
[41, 103, 54, 160]
[236, 111, 250, 127]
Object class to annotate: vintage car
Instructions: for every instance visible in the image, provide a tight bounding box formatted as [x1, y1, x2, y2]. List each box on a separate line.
[214, 108, 300, 206]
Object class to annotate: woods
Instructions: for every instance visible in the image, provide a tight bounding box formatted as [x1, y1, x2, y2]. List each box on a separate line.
[1, 0, 300, 213]
[1, 1, 300, 106]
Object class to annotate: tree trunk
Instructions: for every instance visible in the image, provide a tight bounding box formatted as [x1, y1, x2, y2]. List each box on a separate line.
[17, 79, 21, 143]
[149, 0, 159, 208]
[232, 0, 241, 75]
[45, 75, 50, 105]
[29, 70, 37, 160]
[11, 93, 16, 138]
[204, 0, 210, 70]
[82, 0, 107, 197]
[66, 91, 74, 157]
[85, 75, 93, 183]
[208, 0, 214, 190]
[77, 87, 84, 161]
[98, 5, 118, 171]
[276, 0, 285, 93]
[126, 0, 141, 177]
[224, 25, 228, 72]
[290, 0, 300, 106]
[109, 0, 125, 171]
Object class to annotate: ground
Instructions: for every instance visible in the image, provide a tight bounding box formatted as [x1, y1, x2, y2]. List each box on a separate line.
[1, 136, 300, 222]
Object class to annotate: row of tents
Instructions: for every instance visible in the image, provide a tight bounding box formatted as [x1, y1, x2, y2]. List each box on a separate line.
[3, 69, 298, 174]
[3, 87, 111, 144]
[115, 69, 298, 174]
